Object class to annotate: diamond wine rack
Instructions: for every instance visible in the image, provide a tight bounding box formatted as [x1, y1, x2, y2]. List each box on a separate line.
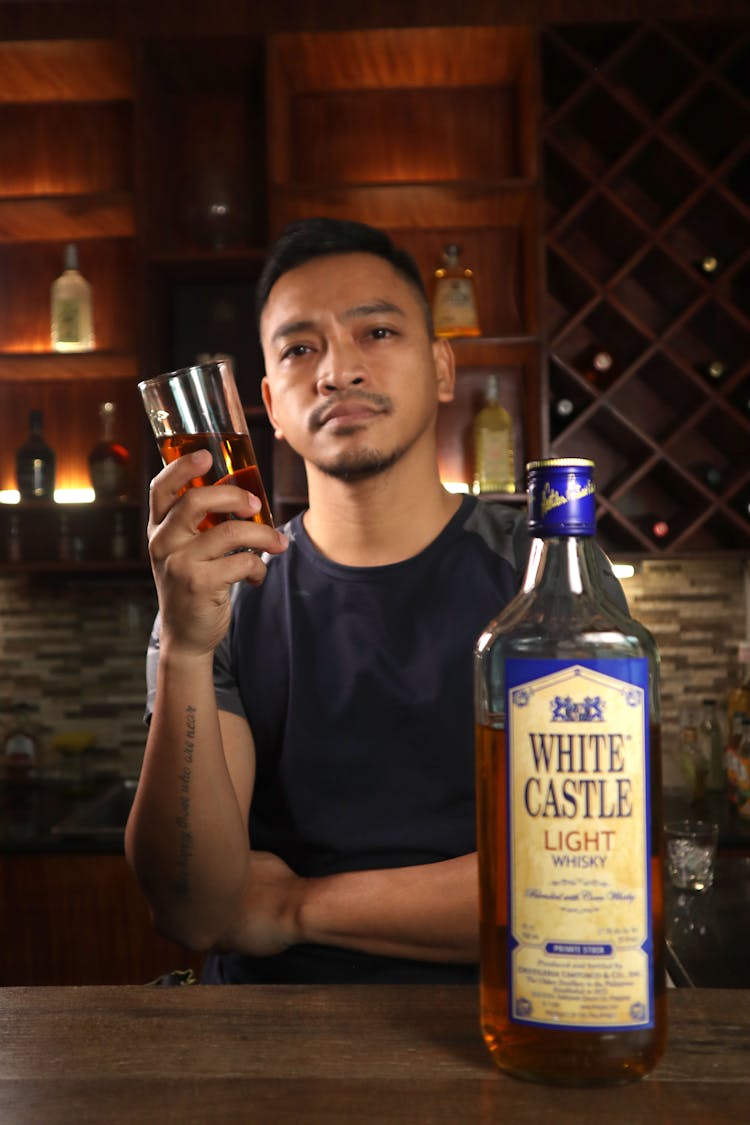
[542, 20, 750, 557]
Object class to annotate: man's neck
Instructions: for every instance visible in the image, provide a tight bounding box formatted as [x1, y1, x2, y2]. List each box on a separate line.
[301, 459, 462, 568]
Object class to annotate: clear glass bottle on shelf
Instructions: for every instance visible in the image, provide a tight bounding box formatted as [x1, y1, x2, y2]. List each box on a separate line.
[475, 457, 666, 1085]
[50, 242, 95, 353]
[432, 243, 481, 339]
[88, 402, 131, 501]
[700, 698, 725, 793]
[472, 376, 515, 495]
[15, 409, 56, 502]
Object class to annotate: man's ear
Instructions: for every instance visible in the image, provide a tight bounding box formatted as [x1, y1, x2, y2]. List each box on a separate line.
[432, 338, 456, 403]
[261, 377, 285, 441]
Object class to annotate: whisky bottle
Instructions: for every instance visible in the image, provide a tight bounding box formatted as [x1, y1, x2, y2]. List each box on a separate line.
[727, 641, 750, 743]
[51, 242, 94, 353]
[16, 409, 56, 501]
[700, 699, 725, 794]
[88, 401, 130, 501]
[472, 376, 515, 495]
[432, 243, 481, 339]
[475, 457, 666, 1085]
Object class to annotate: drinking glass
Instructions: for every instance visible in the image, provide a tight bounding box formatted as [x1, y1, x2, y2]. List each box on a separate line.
[139, 360, 273, 530]
[664, 820, 718, 893]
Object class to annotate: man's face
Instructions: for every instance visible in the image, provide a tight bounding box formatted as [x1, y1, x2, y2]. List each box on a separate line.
[260, 252, 454, 483]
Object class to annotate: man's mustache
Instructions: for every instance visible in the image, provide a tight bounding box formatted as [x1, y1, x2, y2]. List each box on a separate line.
[309, 390, 394, 432]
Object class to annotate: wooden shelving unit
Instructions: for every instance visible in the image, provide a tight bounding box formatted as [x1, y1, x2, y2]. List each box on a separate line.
[542, 20, 750, 556]
[266, 25, 542, 514]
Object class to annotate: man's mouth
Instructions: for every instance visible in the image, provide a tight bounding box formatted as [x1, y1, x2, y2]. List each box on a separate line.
[311, 393, 392, 432]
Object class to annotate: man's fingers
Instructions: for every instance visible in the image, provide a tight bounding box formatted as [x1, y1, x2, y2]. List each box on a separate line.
[148, 449, 214, 525]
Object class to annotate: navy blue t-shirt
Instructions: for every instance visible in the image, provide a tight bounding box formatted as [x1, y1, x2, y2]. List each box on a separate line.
[146, 495, 625, 983]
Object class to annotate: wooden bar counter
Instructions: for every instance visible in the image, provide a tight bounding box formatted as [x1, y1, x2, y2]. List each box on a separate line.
[0, 986, 747, 1123]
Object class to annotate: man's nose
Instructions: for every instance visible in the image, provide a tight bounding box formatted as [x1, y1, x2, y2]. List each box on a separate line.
[315, 338, 366, 395]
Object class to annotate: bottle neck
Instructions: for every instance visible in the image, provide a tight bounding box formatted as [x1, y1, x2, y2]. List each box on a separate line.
[520, 534, 604, 599]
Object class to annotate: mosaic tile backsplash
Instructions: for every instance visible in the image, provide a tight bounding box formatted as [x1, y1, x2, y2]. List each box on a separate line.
[0, 558, 746, 785]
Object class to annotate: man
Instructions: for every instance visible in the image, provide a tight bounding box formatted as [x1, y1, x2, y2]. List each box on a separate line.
[126, 217, 624, 984]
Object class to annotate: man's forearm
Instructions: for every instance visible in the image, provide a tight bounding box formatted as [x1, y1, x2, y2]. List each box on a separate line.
[298, 853, 479, 962]
[125, 651, 252, 950]
[218, 851, 479, 963]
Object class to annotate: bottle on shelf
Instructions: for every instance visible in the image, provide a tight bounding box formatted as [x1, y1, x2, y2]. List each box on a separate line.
[727, 641, 750, 744]
[110, 511, 128, 560]
[50, 243, 95, 353]
[573, 346, 615, 387]
[725, 718, 750, 818]
[471, 376, 515, 495]
[432, 243, 481, 339]
[88, 402, 131, 501]
[475, 457, 666, 1084]
[698, 255, 719, 276]
[700, 698, 725, 793]
[676, 705, 707, 802]
[8, 514, 22, 563]
[701, 360, 726, 381]
[15, 409, 56, 502]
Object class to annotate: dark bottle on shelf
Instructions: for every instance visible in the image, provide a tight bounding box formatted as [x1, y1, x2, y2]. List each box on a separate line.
[573, 346, 615, 387]
[88, 401, 131, 501]
[15, 409, 56, 502]
[701, 360, 726, 381]
[698, 256, 719, 276]
[550, 395, 577, 438]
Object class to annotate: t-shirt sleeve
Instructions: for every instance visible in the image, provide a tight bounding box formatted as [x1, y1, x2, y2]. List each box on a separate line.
[144, 605, 248, 724]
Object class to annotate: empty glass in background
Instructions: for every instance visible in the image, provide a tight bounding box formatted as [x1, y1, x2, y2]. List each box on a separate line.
[665, 820, 718, 893]
[138, 359, 274, 531]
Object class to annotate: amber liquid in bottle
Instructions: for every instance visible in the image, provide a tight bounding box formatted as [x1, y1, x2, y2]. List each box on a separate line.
[474, 457, 666, 1086]
[158, 431, 274, 530]
[476, 722, 667, 1085]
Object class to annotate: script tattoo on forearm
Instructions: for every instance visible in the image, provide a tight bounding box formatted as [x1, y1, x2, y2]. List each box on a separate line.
[174, 705, 196, 895]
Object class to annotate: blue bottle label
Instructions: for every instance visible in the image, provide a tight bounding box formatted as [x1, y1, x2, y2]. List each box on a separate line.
[505, 657, 654, 1032]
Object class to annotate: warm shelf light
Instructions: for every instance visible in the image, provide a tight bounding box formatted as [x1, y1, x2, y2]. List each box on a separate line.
[0, 488, 96, 504]
[54, 488, 96, 504]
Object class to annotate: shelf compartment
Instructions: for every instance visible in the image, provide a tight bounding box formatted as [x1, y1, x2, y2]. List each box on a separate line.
[722, 40, 750, 103]
[724, 151, 750, 209]
[436, 364, 526, 493]
[542, 144, 591, 229]
[542, 34, 588, 112]
[730, 263, 750, 323]
[551, 405, 654, 495]
[667, 300, 750, 383]
[138, 38, 266, 255]
[727, 481, 750, 531]
[548, 86, 641, 180]
[664, 21, 742, 64]
[678, 509, 750, 553]
[548, 358, 596, 441]
[0, 503, 143, 568]
[610, 139, 700, 229]
[668, 81, 750, 171]
[0, 239, 136, 354]
[555, 195, 643, 283]
[0, 40, 132, 104]
[0, 102, 132, 198]
[554, 300, 651, 383]
[0, 376, 143, 496]
[544, 248, 595, 336]
[728, 374, 750, 421]
[550, 24, 637, 68]
[269, 27, 537, 186]
[666, 405, 750, 493]
[612, 248, 701, 336]
[661, 188, 750, 276]
[607, 351, 707, 444]
[611, 460, 708, 549]
[607, 27, 699, 118]
[0, 194, 134, 243]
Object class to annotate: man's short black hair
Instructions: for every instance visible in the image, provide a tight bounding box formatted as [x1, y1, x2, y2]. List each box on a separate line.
[256, 216, 433, 336]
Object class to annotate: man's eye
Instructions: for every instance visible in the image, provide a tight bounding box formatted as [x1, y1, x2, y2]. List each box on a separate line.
[281, 343, 311, 360]
[369, 327, 395, 340]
